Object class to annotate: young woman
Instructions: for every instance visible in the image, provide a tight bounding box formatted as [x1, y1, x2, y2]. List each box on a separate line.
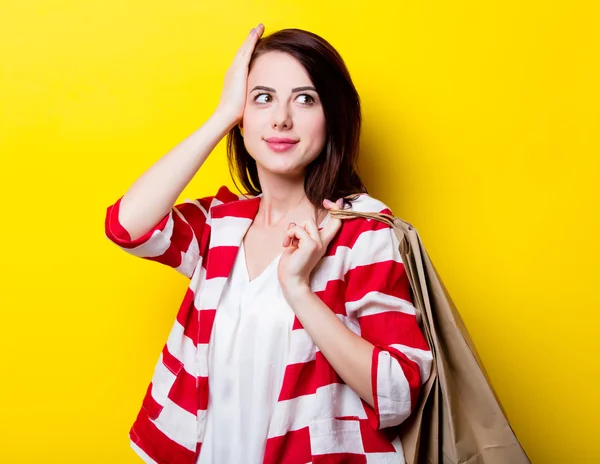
[105, 24, 433, 464]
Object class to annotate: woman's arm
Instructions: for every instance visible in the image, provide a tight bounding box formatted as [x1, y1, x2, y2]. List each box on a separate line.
[280, 203, 432, 429]
[284, 287, 376, 407]
[118, 111, 236, 241]
[118, 24, 265, 241]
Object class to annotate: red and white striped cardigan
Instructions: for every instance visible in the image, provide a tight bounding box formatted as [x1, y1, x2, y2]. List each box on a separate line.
[104, 185, 433, 464]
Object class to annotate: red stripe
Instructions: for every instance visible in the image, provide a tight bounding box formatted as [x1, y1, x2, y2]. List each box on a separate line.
[345, 260, 412, 303]
[359, 311, 429, 351]
[198, 197, 212, 213]
[263, 427, 311, 464]
[143, 241, 184, 269]
[104, 196, 170, 248]
[293, 280, 345, 330]
[323, 212, 392, 257]
[279, 360, 316, 400]
[198, 309, 216, 344]
[292, 315, 304, 331]
[130, 409, 198, 464]
[199, 223, 211, 270]
[278, 352, 342, 401]
[312, 453, 367, 463]
[215, 185, 245, 204]
[140, 382, 162, 420]
[197, 375, 209, 410]
[313, 279, 347, 316]
[177, 202, 208, 251]
[177, 288, 198, 345]
[359, 418, 396, 453]
[210, 195, 261, 219]
[161, 345, 183, 376]
[206, 246, 238, 279]
[387, 346, 423, 410]
[168, 367, 197, 415]
[105, 196, 185, 269]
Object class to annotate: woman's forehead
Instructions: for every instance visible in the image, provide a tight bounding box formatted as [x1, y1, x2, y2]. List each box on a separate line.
[249, 52, 313, 88]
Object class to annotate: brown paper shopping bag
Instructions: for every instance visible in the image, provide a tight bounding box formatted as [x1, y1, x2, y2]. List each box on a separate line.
[330, 207, 531, 464]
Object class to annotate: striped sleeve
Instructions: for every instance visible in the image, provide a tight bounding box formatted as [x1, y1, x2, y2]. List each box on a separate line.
[344, 214, 433, 430]
[104, 185, 236, 279]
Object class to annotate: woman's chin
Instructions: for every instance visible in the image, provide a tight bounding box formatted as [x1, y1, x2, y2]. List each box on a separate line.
[257, 159, 306, 177]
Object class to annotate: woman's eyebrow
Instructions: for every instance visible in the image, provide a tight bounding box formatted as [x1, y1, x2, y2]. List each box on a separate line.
[250, 85, 317, 93]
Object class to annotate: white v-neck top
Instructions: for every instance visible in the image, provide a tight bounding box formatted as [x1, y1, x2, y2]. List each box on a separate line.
[196, 241, 295, 464]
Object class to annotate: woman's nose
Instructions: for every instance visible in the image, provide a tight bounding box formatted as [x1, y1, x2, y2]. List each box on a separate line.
[272, 105, 292, 129]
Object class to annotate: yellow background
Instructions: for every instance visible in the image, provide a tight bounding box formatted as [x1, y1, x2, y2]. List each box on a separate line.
[1, 1, 598, 463]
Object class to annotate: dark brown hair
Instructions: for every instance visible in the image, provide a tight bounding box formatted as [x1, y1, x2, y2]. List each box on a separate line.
[226, 28, 367, 207]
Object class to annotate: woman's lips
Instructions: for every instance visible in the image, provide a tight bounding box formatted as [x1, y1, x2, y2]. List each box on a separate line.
[264, 140, 299, 152]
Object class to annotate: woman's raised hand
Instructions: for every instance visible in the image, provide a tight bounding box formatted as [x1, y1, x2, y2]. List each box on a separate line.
[216, 23, 265, 125]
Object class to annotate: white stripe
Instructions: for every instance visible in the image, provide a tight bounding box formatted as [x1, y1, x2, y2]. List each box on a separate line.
[288, 328, 316, 364]
[310, 228, 403, 294]
[209, 197, 224, 209]
[348, 195, 391, 215]
[196, 408, 208, 442]
[391, 435, 405, 460]
[190, 260, 207, 299]
[130, 439, 159, 464]
[346, 291, 416, 316]
[309, 418, 365, 455]
[267, 391, 317, 437]
[120, 213, 174, 258]
[315, 382, 368, 421]
[154, 397, 197, 452]
[376, 350, 412, 428]
[209, 216, 252, 248]
[310, 246, 352, 292]
[366, 450, 405, 463]
[196, 277, 228, 310]
[196, 343, 209, 377]
[267, 383, 367, 438]
[150, 352, 179, 407]
[165, 320, 197, 377]
[350, 228, 403, 267]
[389, 344, 434, 385]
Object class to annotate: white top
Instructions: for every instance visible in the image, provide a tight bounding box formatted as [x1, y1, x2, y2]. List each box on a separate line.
[196, 241, 295, 464]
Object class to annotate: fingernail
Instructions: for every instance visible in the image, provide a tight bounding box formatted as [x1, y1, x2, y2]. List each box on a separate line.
[249, 28, 255, 36]
[289, 222, 296, 228]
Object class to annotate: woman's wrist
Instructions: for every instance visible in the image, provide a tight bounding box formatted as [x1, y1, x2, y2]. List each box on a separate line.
[212, 106, 241, 132]
[282, 282, 313, 308]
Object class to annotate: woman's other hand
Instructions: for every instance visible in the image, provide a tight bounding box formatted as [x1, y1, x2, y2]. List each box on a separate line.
[278, 198, 344, 301]
[215, 23, 265, 124]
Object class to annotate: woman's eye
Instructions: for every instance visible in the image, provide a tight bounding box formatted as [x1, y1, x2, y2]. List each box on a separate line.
[297, 94, 315, 105]
[254, 93, 272, 103]
[253, 93, 315, 104]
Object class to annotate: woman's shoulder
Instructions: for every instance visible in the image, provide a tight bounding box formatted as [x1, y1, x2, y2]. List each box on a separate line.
[336, 193, 401, 267]
[345, 192, 394, 216]
[183, 185, 257, 212]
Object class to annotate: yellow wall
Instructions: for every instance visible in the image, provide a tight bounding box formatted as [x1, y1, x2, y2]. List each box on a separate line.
[1, 1, 598, 463]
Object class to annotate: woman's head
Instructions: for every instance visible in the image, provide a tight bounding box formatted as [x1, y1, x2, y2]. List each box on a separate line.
[227, 28, 367, 205]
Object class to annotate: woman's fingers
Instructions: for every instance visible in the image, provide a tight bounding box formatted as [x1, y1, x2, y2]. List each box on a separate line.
[285, 224, 313, 249]
[282, 222, 296, 247]
[236, 23, 264, 61]
[302, 219, 322, 246]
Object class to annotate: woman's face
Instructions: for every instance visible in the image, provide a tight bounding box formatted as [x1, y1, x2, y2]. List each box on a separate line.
[242, 51, 327, 178]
